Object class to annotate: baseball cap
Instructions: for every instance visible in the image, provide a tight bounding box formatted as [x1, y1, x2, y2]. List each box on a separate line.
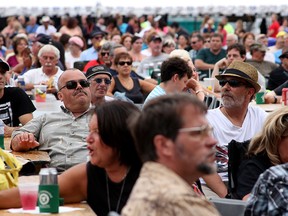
[86, 65, 112, 80]
[90, 30, 106, 39]
[215, 60, 261, 92]
[69, 36, 84, 48]
[0, 59, 10, 72]
[34, 34, 52, 45]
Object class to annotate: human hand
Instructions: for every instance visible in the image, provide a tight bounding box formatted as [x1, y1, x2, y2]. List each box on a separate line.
[215, 58, 229, 70]
[14, 133, 40, 150]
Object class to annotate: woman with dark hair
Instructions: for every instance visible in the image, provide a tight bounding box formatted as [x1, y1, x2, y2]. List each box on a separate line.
[0, 101, 142, 216]
[7, 35, 28, 68]
[107, 52, 155, 103]
[128, 36, 147, 71]
[59, 17, 83, 37]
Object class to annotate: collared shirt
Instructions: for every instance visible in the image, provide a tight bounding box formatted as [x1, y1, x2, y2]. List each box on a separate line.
[80, 46, 98, 61]
[121, 162, 220, 216]
[23, 67, 63, 89]
[11, 107, 91, 172]
[245, 163, 288, 216]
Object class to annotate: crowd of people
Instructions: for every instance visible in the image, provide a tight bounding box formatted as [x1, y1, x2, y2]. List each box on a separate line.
[0, 12, 287, 216]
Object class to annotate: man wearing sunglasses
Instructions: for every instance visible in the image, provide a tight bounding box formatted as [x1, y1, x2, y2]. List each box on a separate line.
[201, 60, 267, 199]
[83, 42, 113, 72]
[80, 30, 106, 62]
[86, 65, 114, 106]
[11, 69, 91, 173]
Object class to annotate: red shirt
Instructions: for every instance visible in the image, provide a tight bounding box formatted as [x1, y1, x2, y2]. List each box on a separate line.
[269, 21, 280, 38]
[83, 59, 104, 72]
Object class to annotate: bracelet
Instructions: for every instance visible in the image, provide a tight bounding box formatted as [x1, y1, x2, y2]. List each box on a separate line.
[273, 96, 277, 104]
[195, 90, 206, 95]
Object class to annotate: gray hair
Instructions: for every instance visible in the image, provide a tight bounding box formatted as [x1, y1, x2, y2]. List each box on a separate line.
[38, 44, 60, 60]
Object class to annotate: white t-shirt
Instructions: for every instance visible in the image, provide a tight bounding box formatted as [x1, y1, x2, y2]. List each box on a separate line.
[206, 105, 268, 181]
[23, 67, 63, 89]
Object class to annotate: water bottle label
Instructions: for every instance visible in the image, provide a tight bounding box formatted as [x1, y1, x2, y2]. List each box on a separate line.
[38, 185, 59, 213]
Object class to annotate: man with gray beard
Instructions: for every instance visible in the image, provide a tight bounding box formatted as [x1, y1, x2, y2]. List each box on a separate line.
[202, 60, 267, 199]
[122, 93, 220, 216]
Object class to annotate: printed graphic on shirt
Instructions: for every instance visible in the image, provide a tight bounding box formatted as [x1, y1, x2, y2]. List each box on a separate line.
[0, 102, 13, 126]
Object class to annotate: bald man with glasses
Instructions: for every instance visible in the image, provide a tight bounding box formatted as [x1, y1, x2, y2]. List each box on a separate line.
[10, 69, 91, 173]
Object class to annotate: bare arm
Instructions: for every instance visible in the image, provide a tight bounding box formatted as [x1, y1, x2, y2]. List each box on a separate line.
[264, 91, 280, 104]
[0, 187, 21, 209]
[107, 78, 115, 97]
[202, 173, 228, 198]
[4, 114, 34, 137]
[58, 163, 87, 203]
[186, 78, 206, 101]
[139, 80, 156, 94]
[195, 59, 215, 71]
[212, 58, 229, 92]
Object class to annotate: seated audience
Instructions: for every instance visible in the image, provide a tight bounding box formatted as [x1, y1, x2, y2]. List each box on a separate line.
[0, 100, 142, 216]
[11, 69, 91, 172]
[236, 107, 288, 200]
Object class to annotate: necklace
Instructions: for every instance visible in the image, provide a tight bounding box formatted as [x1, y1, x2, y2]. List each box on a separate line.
[106, 167, 131, 213]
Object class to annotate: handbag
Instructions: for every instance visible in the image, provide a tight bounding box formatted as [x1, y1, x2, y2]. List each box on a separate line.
[0, 148, 22, 190]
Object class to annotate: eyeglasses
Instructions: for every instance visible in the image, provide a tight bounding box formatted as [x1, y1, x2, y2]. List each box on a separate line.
[178, 125, 213, 136]
[218, 79, 246, 88]
[101, 52, 109, 57]
[92, 78, 111, 85]
[59, 79, 90, 91]
[118, 61, 132, 66]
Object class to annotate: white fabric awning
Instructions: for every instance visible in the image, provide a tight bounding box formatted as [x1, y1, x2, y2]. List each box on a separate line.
[0, 0, 287, 17]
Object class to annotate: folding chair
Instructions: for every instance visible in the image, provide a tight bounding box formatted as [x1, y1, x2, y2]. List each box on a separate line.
[210, 197, 247, 216]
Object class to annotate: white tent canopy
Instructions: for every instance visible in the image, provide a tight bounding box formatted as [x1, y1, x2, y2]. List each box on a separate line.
[0, 0, 288, 17]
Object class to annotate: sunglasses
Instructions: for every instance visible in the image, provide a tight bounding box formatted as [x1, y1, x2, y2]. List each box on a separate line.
[92, 78, 111, 85]
[59, 79, 90, 91]
[118, 61, 132, 66]
[94, 36, 103, 40]
[218, 79, 246, 88]
[205, 40, 210, 43]
[101, 52, 109, 57]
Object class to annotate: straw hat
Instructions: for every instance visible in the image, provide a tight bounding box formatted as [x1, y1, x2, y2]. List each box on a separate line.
[215, 60, 261, 92]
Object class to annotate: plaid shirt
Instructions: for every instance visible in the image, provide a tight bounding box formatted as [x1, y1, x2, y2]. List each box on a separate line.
[245, 163, 288, 216]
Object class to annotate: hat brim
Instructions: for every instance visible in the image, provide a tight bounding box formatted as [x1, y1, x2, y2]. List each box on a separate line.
[0, 61, 10, 72]
[215, 74, 261, 93]
[86, 71, 112, 80]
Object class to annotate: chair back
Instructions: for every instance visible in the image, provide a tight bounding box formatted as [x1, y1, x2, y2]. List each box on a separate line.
[228, 139, 250, 197]
[204, 95, 221, 109]
[210, 197, 247, 216]
[73, 61, 89, 71]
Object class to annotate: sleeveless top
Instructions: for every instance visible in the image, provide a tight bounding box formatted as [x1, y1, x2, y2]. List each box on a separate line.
[113, 76, 144, 103]
[86, 162, 141, 216]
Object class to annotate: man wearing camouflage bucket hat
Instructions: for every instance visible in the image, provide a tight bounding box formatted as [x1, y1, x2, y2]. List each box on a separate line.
[201, 60, 268, 199]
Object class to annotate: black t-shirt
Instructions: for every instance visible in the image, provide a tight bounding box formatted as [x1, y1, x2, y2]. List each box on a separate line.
[86, 162, 141, 216]
[267, 65, 288, 90]
[0, 87, 36, 126]
[113, 77, 144, 103]
[236, 152, 272, 199]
